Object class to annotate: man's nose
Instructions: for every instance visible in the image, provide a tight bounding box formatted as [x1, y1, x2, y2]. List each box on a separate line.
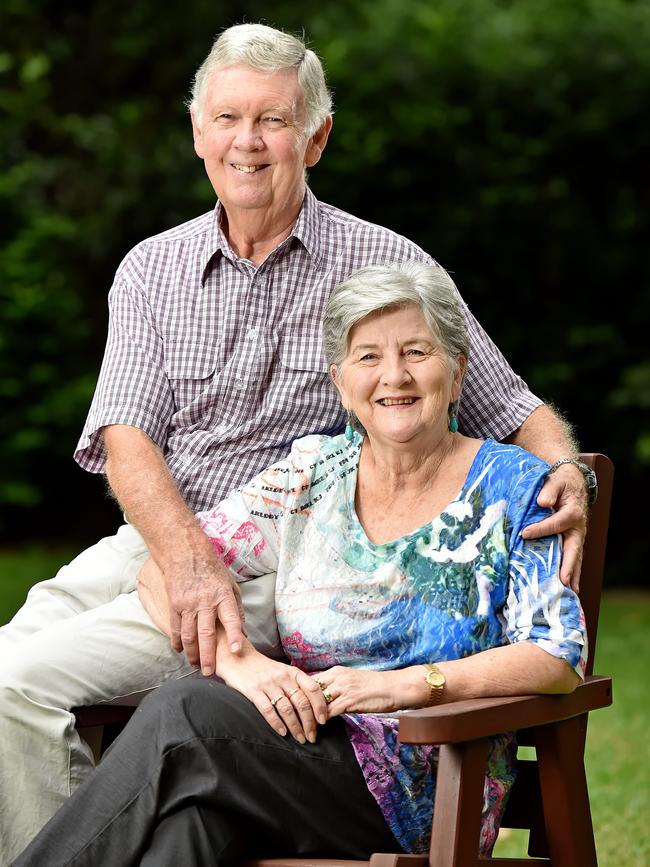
[233, 120, 264, 150]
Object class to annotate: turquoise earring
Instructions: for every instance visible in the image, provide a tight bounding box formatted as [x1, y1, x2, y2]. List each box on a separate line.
[344, 410, 354, 441]
[448, 401, 459, 433]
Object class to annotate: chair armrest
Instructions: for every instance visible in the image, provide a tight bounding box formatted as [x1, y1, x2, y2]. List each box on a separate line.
[397, 674, 612, 745]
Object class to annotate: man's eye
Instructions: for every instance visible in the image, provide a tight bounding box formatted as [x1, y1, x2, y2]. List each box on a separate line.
[215, 113, 234, 122]
[263, 116, 286, 126]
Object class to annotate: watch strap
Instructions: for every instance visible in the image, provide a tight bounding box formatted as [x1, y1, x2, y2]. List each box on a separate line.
[548, 458, 598, 506]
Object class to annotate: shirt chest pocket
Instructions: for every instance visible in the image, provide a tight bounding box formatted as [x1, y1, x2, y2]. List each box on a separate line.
[164, 340, 221, 409]
[279, 328, 328, 373]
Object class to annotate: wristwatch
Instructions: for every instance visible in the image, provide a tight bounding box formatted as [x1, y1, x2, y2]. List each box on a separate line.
[548, 458, 598, 507]
[423, 663, 446, 706]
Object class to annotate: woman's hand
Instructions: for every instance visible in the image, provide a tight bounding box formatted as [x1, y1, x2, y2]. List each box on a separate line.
[313, 666, 422, 717]
[217, 642, 328, 744]
[137, 558, 172, 636]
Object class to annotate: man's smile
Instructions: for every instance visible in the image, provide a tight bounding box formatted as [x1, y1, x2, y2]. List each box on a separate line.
[231, 163, 269, 173]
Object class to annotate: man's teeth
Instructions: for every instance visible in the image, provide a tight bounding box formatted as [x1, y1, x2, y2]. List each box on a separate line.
[380, 398, 415, 406]
[233, 164, 264, 173]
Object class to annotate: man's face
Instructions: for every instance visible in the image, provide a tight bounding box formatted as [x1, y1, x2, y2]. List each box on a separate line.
[191, 65, 330, 226]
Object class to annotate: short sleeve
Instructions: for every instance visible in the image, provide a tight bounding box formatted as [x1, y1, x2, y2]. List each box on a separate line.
[74, 247, 175, 473]
[458, 305, 543, 440]
[195, 435, 325, 582]
[503, 465, 587, 677]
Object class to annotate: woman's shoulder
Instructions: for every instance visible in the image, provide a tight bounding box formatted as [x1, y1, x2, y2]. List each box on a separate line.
[471, 439, 549, 495]
[263, 433, 357, 488]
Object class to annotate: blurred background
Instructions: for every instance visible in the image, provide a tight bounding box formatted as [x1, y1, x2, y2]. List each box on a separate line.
[2, 0, 648, 580]
[1, 0, 648, 862]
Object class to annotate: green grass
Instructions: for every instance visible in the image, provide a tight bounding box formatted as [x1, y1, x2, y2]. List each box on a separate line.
[0, 547, 79, 622]
[1, 551, 648, 865]
[492, 590, 650, 865]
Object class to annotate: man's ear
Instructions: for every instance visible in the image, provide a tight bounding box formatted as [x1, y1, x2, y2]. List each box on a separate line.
[305, 116, 333, 168]
[191, 109, 205, 160]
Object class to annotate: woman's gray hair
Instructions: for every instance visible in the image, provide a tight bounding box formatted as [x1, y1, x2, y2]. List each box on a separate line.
[323, 261, 470, 372]
[189, 23, 333, 138]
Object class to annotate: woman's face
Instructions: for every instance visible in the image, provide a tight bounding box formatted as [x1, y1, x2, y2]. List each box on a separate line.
[331, 304, 465, 448]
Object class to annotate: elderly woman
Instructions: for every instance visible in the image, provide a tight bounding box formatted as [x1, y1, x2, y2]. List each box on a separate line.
[14, 262, 586, 867]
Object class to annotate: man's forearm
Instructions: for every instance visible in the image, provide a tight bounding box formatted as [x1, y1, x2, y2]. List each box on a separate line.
[103, 424, 214, 570]
[505, 404, 579, 465]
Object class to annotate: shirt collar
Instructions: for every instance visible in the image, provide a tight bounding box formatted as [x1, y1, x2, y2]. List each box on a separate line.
[289, 187, 322, 263]
[200, 187, 322, 283]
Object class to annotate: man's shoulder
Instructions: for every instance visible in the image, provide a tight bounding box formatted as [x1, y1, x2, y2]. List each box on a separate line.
[315, 197, 434, 264]
[113, 210, 216, 281]
[138, 209, 216, 248]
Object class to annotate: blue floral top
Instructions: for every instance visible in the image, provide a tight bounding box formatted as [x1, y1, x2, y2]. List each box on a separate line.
[196, 433, 587, 854]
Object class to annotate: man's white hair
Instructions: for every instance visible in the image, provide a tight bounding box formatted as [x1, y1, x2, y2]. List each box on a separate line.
[189, 23, 333, 137]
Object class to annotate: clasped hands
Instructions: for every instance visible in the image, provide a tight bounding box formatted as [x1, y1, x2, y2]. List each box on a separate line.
[216, 642, 406, 744]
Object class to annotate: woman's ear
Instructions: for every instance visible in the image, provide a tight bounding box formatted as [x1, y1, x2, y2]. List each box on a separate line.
[451, 354, 467, 401]
[330, 363, 347, 404]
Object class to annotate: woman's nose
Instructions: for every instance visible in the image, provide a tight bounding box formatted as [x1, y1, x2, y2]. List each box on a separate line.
[380, 356, 411, 387]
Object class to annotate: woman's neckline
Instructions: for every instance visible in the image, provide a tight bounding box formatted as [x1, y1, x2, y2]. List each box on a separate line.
[345, 436, 492, 550]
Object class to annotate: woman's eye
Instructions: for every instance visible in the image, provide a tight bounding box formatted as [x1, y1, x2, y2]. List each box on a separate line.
[359, 353, 378, 362]
[406, 348, 425, 357]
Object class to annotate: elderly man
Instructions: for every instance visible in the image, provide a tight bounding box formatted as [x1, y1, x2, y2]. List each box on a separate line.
[0, 22, 592, 863]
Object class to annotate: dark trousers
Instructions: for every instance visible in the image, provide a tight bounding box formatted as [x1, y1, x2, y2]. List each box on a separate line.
[13, 678, 400, 867]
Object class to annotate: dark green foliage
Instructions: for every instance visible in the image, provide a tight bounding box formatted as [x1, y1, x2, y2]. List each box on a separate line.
[1, 0, 647, 583]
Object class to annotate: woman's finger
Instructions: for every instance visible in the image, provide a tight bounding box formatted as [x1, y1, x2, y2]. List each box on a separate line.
[297, 672, 328, 724]
[253, 691, 288, 738]
[272, 693, 311, 744]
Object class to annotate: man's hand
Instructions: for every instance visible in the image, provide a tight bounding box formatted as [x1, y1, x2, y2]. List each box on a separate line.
[136, 555, 245, 675]
[103, 425, 247, 675]
[164, 557, 245, 675]
[521, 464, 588, 592]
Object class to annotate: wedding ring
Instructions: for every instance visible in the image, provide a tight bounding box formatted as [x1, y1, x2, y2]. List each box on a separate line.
[322, 688, 334, 704]
[270, 694, 284, 707]
[288, 687, 300, 698]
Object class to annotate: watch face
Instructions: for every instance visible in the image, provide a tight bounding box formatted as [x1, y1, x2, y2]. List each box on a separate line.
[426, 670, 445, 688]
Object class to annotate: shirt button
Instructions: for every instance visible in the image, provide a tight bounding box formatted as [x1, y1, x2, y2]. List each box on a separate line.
[248, 328, 258, 339]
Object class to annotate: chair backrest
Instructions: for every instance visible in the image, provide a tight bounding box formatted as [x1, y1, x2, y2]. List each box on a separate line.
[576, 453, 614, 676]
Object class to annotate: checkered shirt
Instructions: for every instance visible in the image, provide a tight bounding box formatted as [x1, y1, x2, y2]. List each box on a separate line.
[75, 188, 542, 512]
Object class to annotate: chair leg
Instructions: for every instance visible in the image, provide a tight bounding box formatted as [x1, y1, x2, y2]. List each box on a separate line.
[428, 738, 488, 867]
[535, 715, 597, 867]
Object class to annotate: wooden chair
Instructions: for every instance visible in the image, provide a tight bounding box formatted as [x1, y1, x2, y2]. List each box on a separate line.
[75, 452, 614, 867]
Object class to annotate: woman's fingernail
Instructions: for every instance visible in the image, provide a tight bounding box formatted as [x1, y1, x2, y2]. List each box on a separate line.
[278, 727, 287, 737]
[318, 714, 327, 725]
[296, 734, 306, 744]
[308, 732, 316, 744]
[202, 666, 212, 676]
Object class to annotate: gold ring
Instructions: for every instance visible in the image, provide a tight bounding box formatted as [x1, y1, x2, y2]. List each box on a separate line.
[315, 677, 325, 688]
[288, 687, 300, 698]
[322, 688, 334, 704]
[270, 694, 284, 707]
